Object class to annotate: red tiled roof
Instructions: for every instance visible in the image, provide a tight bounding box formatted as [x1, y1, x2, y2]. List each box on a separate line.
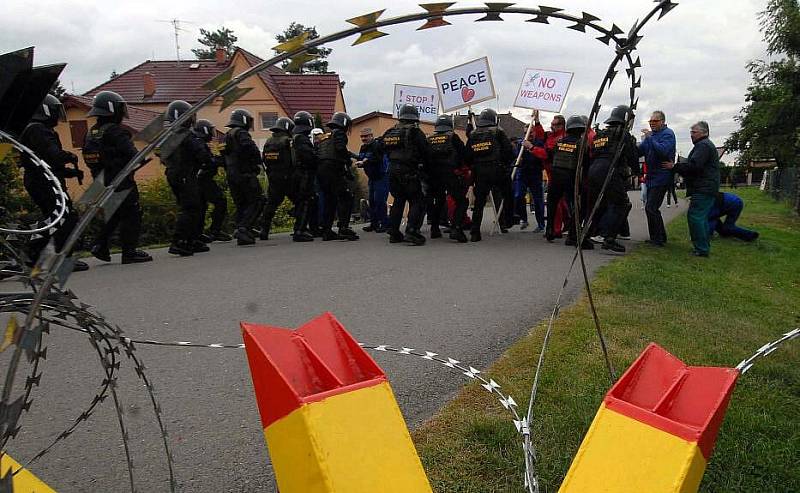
[64, 94, 160, 134]
[82, 47, 344, 122]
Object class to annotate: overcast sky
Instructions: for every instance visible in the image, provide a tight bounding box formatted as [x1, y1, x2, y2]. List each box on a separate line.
[3, 0, 768, 156]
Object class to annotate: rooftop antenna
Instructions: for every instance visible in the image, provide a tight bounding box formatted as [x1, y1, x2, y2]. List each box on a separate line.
[156, 18, 195, 63]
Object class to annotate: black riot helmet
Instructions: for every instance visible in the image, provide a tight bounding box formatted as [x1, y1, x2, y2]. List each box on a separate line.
[270, 117, 294, 133]
[293, 111, 314, 134]
[327, 111, 352, 130]
[164, 100, 194, 127]
[88, 90, 128, 122]
[32, 94, 66, 127]
[398, 104, 420, 123]
[227, 108, 254, 130]
[605, 105, 632, 125]
[193, 119, 215, 142]
[476, 108, 498, 128]
[434, 114, 454, 132]
[565, 115, 586, 133]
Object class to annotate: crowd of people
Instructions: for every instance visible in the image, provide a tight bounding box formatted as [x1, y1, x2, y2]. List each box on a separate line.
[14, 90, 758, 273]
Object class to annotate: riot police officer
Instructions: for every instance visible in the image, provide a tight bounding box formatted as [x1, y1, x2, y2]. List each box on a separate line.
[193, 119, 232, 242]
[222, 108, 262, 246]
[382, 104, 431, 245]
[260, 117, 296, 241]
[161, 100, 208, 256]
[589, 105, 638, 253]
[82, 90, 152, 264]
[426, 114, 468, 243]
[464, 108, 514, 242]
[545, 114, 593, 249]
[290, 111, 318, 242]
[316, 111, 359, 241]
[19, 94, 89, 270]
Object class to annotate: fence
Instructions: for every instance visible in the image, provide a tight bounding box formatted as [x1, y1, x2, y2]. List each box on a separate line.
[762, 167, 800, 214]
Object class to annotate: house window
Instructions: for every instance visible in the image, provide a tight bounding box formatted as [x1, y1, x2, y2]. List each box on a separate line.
[69, 120, 88, 148]
[260, 112, 278, 130]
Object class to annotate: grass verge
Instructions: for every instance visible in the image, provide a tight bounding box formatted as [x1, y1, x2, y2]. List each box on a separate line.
[412, 187, 799, 493]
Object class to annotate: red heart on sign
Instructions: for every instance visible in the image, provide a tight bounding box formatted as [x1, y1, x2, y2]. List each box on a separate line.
[461, 87, 475, 103]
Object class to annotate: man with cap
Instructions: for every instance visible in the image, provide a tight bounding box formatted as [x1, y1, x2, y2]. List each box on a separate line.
[382, 104, 432, 245]
[290, 111, 319, 242]
[464, 108, 514, 242]
[426, 114, 468, 242]
[19, 93, 89, 270]
[355, 127, 388, 233]
[221, 108, 262, 246]
[260, 117, 297, 241]
[160, 100, 210, 257]
[316, 112, 359, 241]
[82, 90, 152, 264]
[193, 119, 232, 243]
[589, 105, 639, 253]
[539, 114, 593, 248]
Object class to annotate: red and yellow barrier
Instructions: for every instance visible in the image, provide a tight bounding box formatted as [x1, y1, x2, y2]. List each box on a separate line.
[241, 312, 432, 493]
[0, 453, 56, 492]
[560, 343, 739, 493]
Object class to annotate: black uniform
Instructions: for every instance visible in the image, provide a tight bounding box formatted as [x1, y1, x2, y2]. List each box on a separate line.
[196, 142, 227, 237]
[588, 127, 638, 242]
[223, 127, 264, 234]
[161, 128, 207, 247]
[261, 130, 295, 237]
[546, 133, 589, 242]
[291, 130, 318, 235]
[465, 126, 514, 236]
[316, 128, 356, 234]
[83, 121, 143, 254]
[19, 121, 82, 259]
[382, 121, 431, 240]
[426, 131, 468, 233]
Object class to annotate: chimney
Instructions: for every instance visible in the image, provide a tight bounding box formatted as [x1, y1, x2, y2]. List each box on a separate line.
[215, 47, 226, 64]
[143, 71, 156, 98]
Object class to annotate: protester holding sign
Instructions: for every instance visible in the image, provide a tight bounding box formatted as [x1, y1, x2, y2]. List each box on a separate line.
[465, 109, 514, 242]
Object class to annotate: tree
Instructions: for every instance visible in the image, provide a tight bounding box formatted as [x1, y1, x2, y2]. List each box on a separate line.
[49, 79, 66, 98]
[274, 23, 332, 73]
[726, 0, 800, 167]
[192, 27, 238, 60]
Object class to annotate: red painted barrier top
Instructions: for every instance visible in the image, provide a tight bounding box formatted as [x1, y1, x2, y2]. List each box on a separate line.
[605, 343, 739, 459]
[241, 313, 387, 429]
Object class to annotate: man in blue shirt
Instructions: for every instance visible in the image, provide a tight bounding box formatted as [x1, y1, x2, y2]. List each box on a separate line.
[638, 110, 676, 246]
[708, 192, 758, 242]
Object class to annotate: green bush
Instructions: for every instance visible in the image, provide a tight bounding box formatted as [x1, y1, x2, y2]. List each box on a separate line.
[0, 149, 35, 218]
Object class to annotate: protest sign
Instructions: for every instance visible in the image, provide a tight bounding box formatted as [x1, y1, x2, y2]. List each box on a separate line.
[434, 57, 496, 113]
[392, 84, 439, 123]
[513, 68, 573, 113]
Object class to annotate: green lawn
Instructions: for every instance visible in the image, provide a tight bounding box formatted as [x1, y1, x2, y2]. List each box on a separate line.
[412, 187, 799, 493]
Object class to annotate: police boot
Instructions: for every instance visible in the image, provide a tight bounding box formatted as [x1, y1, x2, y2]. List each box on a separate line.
[199, 233, 214, 243]
[338, 228, 359, 241]
[259, 226, 271, 241]
[430, 225, 442, 239]
[212, 231, 233, 242]
[292, 231, 314, 242]
[72, 259, 90, 272]
[91, 244, 111, 262]
[470, 231, 482, 242]
[544, 229, 555, 243]
[121, 250, 154, 264]
[168, 241, 194, 257]
[322, 229, 343, 241]
[449, 228, 468, 243]
[601, 238, 625, 253]
[403, 229, 426, 246]
[192, 240, 210, 253]
[389, 229, 404, 243]
[235, 227, 256, 246]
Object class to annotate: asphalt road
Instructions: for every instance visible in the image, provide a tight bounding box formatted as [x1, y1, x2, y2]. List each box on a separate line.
[4, 194, 681, 492]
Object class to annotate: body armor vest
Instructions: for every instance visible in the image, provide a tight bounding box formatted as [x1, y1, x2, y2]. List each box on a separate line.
[427, 131, 457, 168]
[383, 124, 417, 167]
[591, 127, 623, 161]
[262, 133, 294, 174]
[468, 128, 501, 165]
[551, 134, 584, 171]
[82, 123, 114, 176]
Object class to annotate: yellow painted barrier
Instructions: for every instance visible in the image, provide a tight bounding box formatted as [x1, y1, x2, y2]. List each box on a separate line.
[0, 453, 56, 492]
